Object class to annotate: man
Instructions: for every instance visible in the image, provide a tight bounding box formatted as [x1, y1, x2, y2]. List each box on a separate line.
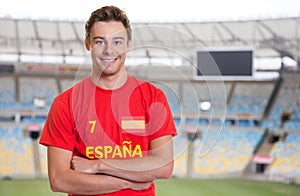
[39, 5, 177, 196]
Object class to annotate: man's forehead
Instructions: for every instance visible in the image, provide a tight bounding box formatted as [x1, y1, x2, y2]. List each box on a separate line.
[91, 21, 127, 38]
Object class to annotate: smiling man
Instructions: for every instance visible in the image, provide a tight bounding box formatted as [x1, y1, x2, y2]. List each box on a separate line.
[39, 5, 177, 196]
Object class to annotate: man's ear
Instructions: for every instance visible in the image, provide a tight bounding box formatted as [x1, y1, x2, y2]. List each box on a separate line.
[85, 38, 90, 51]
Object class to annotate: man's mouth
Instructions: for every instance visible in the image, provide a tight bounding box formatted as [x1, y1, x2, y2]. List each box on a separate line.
[101, 58, 118, 66]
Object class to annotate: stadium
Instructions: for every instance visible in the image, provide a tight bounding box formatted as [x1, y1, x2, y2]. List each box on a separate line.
[1, 1, 300, 195]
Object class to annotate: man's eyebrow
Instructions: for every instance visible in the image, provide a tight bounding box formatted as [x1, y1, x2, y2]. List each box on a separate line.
[93, 36, 105, 40]
[113, 37, 125, 40]
[93, 36, 125, 40]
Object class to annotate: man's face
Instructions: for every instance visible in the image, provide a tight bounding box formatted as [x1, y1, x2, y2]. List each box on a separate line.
[86, 21, 130, 77]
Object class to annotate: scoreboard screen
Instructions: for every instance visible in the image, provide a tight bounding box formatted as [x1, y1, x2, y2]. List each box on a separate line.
[194, 47, 254, 80]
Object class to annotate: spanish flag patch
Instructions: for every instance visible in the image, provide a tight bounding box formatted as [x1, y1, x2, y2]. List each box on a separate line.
[121, 117, 145, 130]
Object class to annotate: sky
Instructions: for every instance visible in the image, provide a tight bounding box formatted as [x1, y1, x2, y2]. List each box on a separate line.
[1, 0, 300, 22]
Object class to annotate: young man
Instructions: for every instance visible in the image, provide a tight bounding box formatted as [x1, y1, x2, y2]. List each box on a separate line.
[39, 6, 177, 196]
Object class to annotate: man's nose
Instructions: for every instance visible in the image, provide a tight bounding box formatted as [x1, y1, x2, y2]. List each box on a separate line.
[103, 43, 114, 55]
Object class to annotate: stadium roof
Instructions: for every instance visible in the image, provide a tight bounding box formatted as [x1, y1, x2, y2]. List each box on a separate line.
[0, 17, 299, 66]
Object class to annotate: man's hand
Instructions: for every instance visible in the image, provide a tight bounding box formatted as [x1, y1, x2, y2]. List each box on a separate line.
[71, 156, 99, 174]
[130, 181, 153, 191]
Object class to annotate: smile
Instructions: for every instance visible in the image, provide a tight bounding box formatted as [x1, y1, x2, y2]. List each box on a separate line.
[100, 58, 118, 66]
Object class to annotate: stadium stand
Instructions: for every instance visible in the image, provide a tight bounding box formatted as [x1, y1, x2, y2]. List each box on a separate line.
[172, 124, 263, 177]
[260, 119, 281, 130]
[152, 81, 181, 114]
[266, 132, 300, 183]
[268, 72, 300, 121]
[39, 144, 48, 176]
[0, 77, 15, 109]
[284, 121, 300, 130]
[18, 77, 58, 108]
[192, 82, 230, 114]
[173, 135, 189, 176]
[60, 79, 76, 92]
[227, 82, 274, 115]
[0, 125, 35, 177]
[1, 67, 300, 185]
[0, 16, 300, 185]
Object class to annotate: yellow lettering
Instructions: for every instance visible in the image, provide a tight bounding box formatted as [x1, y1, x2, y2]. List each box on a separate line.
[122, 141, 132, 158]
[89, 120, 96, 134]
[86, 146, 94, 159]
[85, 142, 143, 159]
[132, 144, 143, 158]
[112, 145, 122, 158]
[94, 146, 103, 159]
[104, 146, 113, 159]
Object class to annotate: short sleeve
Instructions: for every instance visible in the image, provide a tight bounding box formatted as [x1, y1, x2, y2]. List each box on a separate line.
[148, 90, 177, 141]
[39, 95, 76, 151]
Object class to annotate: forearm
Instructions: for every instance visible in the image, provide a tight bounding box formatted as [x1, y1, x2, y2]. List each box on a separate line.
[49, 168, 131, 195]
[71, 135, 175, 183]
[98, 155, 174, 182]
[47, 146, 151, 195]
[100, 135, 174, 182]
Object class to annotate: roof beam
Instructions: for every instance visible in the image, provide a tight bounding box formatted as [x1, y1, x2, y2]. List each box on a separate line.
[258, 21, 299, 65]
[145, 23, 172, 59]
[70, 22, 85, 55]
[218, 22, 248, 45]
[181, 23, 206, 46]
[56, 22, 65, 61]
[32, 20, 43, 56]
[14, 19, 21, 61]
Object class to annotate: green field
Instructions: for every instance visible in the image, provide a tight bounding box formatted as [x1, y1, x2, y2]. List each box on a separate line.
[0, 178, 299, 196]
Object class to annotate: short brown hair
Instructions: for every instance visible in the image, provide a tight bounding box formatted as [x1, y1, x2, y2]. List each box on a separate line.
[85, 6, 132, 42]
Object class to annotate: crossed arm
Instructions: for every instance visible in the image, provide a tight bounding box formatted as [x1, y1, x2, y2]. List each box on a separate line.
[47, 135, 174, 195]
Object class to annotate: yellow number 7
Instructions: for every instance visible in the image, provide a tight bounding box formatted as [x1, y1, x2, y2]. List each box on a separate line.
[88, 120, 96, 134]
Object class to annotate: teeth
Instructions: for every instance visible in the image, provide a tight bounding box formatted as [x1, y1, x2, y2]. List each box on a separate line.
[101, 58, 116, 63]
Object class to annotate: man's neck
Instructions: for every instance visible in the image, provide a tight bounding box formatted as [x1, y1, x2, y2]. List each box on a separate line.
[90, 72, 128, 90]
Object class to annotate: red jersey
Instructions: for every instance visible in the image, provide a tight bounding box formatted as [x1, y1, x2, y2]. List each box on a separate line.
[39, 76, 177, 196]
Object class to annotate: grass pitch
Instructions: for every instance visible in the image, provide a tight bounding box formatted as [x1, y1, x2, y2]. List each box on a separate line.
[156, 178, 300, 196]
[0, 178, 299, 196]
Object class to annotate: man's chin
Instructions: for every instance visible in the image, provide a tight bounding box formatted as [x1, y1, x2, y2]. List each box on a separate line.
[101, 68, 118, 76]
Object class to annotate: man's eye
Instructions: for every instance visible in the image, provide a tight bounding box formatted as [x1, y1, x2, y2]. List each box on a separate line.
[96, 40, 104, 45]
[114, 41, 122, 45]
